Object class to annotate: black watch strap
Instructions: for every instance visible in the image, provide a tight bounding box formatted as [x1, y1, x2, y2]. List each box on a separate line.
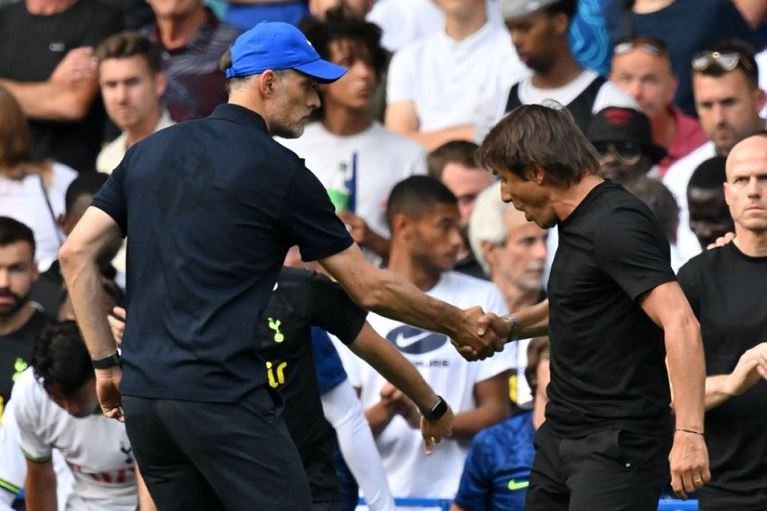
[92, 352, 121, 370]
[422, 395, 448, 421]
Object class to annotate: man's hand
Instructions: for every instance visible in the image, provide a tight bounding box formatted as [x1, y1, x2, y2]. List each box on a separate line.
[669, 431, 710, 499]
[50, 47, 97, 83]
[95, 366, 124, 422]
[108, 306, 126, 345]
[450, 307, 505, 361]
[420, 404, 454, 455]
[706, 232, 735, 250]
[725, 342, 767, 395]
[380, 382, 420, 428]
[337, 211, 390, 258]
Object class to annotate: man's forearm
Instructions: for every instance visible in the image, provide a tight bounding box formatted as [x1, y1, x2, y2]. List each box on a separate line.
[25, 463, 57, 511]
[666, 318, 706, 431]
[0, 77, 94, 121]
[704, 375, 732, 410]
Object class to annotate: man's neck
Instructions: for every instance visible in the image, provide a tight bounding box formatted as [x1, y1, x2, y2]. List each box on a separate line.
[550, 174, 604, 223]
[496, 282, 541, 313]
[651, 107, 676, 148]
[321, 103, 374, 136]
[156, 6, 208, 50]
[444, 9, 487, 41]
[124, 110, 163, 149]
[531, 52, 583, 89]
[0, 303, 36, 337]
[734, 229, 767, 257]
[632, 0, 674, 14]
[25, 0, 77, 15]
[387, 249, 442, 292]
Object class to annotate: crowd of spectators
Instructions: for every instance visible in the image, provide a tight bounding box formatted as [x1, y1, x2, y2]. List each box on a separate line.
[0, 0, 765, 510]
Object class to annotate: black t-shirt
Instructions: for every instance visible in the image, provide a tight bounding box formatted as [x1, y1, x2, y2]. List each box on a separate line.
[0, 0, 123, 171]
[677, 244, 767, 510]
[546, 180, 675, 438]
[92, 104, 354, 402]
[259, 267, 366, 502]
[0, 309, 51, 416]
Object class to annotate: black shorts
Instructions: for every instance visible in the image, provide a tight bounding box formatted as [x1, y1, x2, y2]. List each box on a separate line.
[526, 421, 672, 511]
[123, 387, 312, 511]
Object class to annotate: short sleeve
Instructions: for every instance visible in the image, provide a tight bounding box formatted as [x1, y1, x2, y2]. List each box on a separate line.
[307, 272, 367, 344]
[676, 259, 701, 318]
[91, 156, 128, 237]
[282, 167, 353, 261]
[453, 433, 492, 510]
[715, 0, 756, 45]
[9, 371, 52, 463]
[386, 45, 417, 103]
[594, 207, 676, 301]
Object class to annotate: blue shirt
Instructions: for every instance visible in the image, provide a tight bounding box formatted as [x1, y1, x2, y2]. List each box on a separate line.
[92, 103, 353, 402]
[453, 411, 535, 511]
[311, 327, 348, 394]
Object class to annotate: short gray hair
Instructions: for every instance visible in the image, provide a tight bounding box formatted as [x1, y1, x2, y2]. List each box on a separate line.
[468, 182, 510, 275]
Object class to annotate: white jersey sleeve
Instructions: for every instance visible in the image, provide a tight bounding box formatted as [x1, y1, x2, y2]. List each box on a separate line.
[11, 371, 52, 463]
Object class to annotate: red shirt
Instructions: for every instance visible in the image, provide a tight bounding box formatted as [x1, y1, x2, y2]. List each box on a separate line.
[657, 107, 707, 177]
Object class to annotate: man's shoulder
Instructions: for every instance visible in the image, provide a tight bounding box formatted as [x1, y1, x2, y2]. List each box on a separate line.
[663, 142, 716, 189]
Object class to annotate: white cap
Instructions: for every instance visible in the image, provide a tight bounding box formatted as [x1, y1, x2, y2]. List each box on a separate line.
[501, 0, 562, 20]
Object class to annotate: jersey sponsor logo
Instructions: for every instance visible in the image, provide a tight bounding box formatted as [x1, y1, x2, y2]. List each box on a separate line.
[386, 325, 448, 355]
[266, 360, 288, 388]
[267, 317, 285, 343]
[507, 479, 529, 491]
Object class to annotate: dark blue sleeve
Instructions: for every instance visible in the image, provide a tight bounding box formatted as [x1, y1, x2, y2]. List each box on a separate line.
[714, 0, 756, 45]
[312, 327, 348, 394]
[91, 156, 128, 236]
[453, 432, 493, 511]
[282, 167, 353, 262]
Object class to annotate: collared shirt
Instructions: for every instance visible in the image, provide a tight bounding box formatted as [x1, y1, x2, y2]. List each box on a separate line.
[92, 104, 353, 402]
[140, 10, 240, 122]
[656, 106, 707, 177]
[96, 111, 175, 174]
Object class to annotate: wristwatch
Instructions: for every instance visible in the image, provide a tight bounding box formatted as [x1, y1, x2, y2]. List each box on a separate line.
[422, 395, 448, 421]
[504, 313, 520, 342]
[92, 352, 121, 370]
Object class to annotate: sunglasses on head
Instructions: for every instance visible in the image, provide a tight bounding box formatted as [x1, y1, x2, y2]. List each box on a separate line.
[593, 141, 643, 163]
[614, 39, 666, 57]
[691, 51, 753, 73]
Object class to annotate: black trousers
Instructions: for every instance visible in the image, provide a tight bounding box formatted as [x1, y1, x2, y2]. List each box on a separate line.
[526, 421, 671, 511]
[123, 387, 312, 511]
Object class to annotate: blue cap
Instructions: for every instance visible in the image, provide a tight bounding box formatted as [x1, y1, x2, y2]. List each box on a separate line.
[225, 22, 347, 83]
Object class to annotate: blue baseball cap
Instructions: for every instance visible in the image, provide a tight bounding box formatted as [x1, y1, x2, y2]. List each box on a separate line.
[225, 22, 347, 83]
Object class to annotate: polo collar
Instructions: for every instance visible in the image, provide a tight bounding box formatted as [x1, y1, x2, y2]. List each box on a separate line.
[209, 104, 269, 133]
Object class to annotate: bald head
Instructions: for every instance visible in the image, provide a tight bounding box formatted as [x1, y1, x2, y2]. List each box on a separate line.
[723, 134, 767, 235]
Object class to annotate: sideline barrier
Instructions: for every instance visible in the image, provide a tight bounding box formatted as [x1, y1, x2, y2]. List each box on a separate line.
[358, 497, 699, 510]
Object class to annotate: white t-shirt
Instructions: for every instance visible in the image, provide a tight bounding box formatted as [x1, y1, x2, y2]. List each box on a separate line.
[387, 21, 528, 133]
[757, 48, 767, 118]
[96, 111, 175, 174]
[338, 272, 515, 501]
[10, 370, 137, 511]
[0, 163, 76, 271]
[278, 122, 426, 238]
[662, 141, 716, 265]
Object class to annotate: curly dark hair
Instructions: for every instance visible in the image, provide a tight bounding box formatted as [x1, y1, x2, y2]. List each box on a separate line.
[32, 320, 94, 396]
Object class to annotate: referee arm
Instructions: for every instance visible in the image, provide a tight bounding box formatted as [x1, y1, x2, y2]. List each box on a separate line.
[320, 244, 503, 359]
[639, 280, 710, 499]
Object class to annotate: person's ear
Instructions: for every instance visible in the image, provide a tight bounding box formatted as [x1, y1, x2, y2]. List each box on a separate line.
[529, 164, 546, 185]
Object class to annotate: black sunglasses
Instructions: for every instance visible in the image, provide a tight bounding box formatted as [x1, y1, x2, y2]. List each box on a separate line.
[593, 141, 642, 163]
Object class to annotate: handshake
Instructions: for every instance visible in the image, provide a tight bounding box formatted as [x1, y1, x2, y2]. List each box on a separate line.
[448, 307, 515, 361]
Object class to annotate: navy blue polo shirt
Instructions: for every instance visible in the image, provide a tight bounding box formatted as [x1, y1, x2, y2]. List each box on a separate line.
[92, 103, 353, 402]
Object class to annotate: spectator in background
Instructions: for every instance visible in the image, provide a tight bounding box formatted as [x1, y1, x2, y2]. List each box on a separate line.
[609, 36, 707, 175]
[279, 15, 426, 262]
[428, 141, 496, 280]
[96, 32, 174, 174]
[8, 321, 153, 510]
[141, 0, 240, 122]
[338, 176, 514, 507]
[495, 0, 635, 137]
[30, 173, 123, 319]
[686, 156, 734, 251]
[604, 0, 755, 117]
[0, 86, 76, 271]
[99, 0, 155, 29]
[663, 41, 765, 264]
[469, 182, 548, 409]
[586, 106, 666, 184]
[226, 0, 310, 28]
[0, 0, 123, 172]
[385, 0, 526, 150]
[758, 47, 767, 117]
[0, 218, 50, 418]
[451, 337, 551, 511]
[676, 134, 767, 511]
[622, 176, 682, 270]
